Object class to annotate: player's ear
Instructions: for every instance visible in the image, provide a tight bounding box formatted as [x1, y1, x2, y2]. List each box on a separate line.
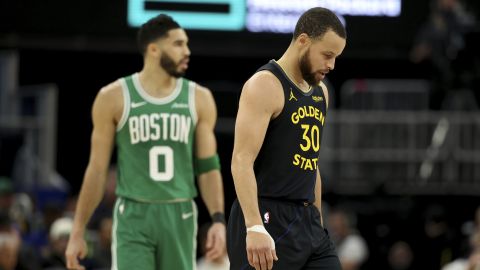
[146, 42, 161, 58]
[296, 33, 311, 48]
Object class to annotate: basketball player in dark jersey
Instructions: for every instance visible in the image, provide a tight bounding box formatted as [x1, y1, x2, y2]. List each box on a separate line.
[228, 7, 346, 270]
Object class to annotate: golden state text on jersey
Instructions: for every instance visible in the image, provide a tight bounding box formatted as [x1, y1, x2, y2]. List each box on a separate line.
[290, 104, 326, 171]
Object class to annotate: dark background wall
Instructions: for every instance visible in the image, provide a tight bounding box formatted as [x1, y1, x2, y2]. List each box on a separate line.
[1, 0, 457, 190]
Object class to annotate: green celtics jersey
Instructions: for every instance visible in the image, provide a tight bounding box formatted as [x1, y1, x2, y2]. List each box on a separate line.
[115, 73, 197, 202]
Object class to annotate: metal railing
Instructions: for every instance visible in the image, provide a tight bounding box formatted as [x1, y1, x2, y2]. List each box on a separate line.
[320, 110, 480, 195]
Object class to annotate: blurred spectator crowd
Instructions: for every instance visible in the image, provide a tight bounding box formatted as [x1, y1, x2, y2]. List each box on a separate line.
[2, 173, 480, 270]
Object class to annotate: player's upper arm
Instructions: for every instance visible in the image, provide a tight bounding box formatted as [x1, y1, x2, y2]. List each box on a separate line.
[195, 84, 218, 158]
[319, 81, 330, 109]
[232, 71, 284, 165]
[88, 81, 123, 172]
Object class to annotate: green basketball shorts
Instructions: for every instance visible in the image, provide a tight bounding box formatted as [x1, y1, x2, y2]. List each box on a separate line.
[111, 197, 197, 270]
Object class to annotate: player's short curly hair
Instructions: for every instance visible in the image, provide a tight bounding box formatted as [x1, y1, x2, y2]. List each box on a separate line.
[137, 14, 181, 55]
[293, 7, 346, 41]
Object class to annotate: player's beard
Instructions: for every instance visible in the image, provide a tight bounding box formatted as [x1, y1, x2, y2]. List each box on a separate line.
[160, 52, 186, 78]
[299, 48, 320, 86]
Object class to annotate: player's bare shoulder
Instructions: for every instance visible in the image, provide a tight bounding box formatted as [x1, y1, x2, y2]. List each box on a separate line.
[195, 84, 215, 106]
[246, 70, 282, 93]
[242, 70, 284, 116]
[97, 80, 123, 102]
[194, 84, 217, 122]
[93, 80, 124, 122]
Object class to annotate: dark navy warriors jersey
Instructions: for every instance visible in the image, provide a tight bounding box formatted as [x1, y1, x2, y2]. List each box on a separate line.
[254, 60, 327, 203]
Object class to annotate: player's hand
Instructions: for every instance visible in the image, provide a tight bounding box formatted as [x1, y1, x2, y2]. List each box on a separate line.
[468, 251, 480, 270]
[0, 230, 20, 270]
[205, 222, 227, 260]
[65, 234, 88, 270]
[246, 231, 278, 270]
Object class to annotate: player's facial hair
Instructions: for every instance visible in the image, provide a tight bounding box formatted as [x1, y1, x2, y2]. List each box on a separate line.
[299, 48, 319, 86]
[160, 52, 185, 78]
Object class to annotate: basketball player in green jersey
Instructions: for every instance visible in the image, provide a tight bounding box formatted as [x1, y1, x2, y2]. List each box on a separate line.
[65, 14, 226, 270]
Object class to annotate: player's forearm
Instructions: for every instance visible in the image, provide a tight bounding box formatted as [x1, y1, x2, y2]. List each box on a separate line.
[314, 170, 323, 226]
[231, 158, 262, 227]
[314, 179, 322, 210]
[198, 170, 224, 215]
[71, 166, 108, 237]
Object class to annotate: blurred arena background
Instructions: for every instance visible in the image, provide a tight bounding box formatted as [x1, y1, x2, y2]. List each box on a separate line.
[1, 0, 480, 269]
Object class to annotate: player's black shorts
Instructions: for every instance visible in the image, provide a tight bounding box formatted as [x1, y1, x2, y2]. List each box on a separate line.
[227, 198, 341, 270]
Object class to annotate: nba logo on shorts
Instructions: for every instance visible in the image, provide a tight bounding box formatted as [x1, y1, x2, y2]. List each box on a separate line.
[263, 212, 270, 224]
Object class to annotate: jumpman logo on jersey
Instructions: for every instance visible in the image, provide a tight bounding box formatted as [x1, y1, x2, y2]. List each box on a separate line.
[289, 89, 297, 102]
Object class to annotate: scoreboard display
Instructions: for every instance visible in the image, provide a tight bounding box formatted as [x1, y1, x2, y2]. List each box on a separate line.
[128, 0, 246, 30]
[127, 0, 402, 32]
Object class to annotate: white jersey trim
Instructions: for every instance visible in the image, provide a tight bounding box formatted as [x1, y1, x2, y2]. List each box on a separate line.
[132, 72, 182, 105]
[188, 81, 198, 125]
[111, 198, 122, 270]
[116, 78, 130, 132]
[192, 200, 198, 270]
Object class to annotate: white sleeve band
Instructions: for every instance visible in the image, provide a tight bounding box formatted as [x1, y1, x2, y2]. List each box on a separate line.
[246, 225, 276, 250]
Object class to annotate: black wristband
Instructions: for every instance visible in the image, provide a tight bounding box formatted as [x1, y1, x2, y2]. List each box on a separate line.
[211, 212, 226, 225]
